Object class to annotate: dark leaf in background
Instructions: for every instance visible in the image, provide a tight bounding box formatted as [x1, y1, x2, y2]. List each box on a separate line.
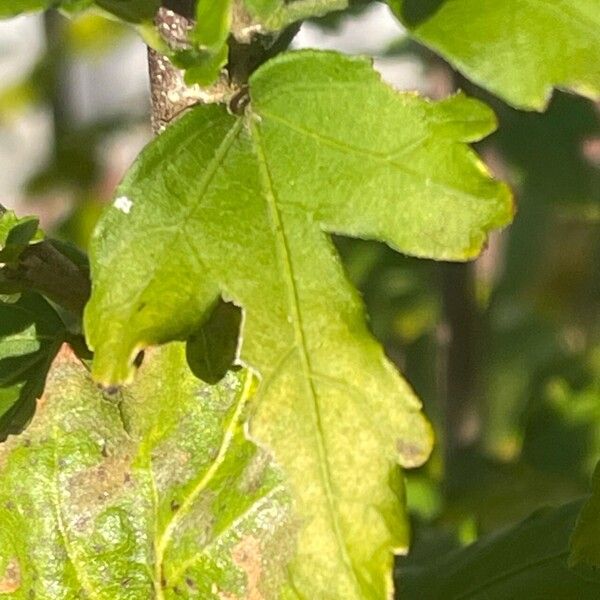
[0, 210, 43, 265]
[571, 461, 600, 573]
[95, 0, 160, 22]
[186, 299, 242, 384]
[0, 293, 65, 439]
[397, 500, 600, 600]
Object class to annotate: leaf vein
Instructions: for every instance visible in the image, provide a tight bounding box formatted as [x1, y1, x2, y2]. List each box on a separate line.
[258, 109, 488, 204]
[153, 372, 253, 590]
[99, 118, 242, 320]
[250, 119, 363, 594]
[168, 484, 286, 585]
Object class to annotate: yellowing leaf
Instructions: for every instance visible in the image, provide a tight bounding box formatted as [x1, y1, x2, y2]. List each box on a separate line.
[0, 344, 294, 598]
[85, 50, 512, 598]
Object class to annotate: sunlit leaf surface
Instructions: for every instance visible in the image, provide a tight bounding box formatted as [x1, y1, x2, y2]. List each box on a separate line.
[86, 50, 511, 598]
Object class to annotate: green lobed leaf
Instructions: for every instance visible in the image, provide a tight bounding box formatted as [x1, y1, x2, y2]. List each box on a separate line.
[0, 343, 294, 598]
[398, 501, 600, 599]
[388, 0, 600, 110]
[85, 50, 511, 598]
[0, 293, 65, 439]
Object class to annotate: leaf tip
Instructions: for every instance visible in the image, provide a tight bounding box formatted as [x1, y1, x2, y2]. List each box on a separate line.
[397, 413, 434, 469]
[88, 338, 143, 389]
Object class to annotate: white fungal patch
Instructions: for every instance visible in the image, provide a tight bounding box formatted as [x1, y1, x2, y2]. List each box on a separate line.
[113, 196, 133, 214]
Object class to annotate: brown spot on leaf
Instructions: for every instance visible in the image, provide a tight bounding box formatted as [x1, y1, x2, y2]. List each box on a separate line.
[0, 558, 21, 593]
[185, 577, 197, 590]
[232, 536, 263, 600]
[133, 351, 145, 368]
[67, 454, 133, 519]
[396, 438, 428, 468]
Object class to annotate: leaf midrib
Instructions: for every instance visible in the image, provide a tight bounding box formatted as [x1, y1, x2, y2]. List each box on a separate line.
[250, 118, 363, 596]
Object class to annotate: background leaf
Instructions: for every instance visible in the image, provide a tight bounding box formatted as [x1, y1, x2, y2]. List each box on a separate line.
[388, 0, 600, 110]
[0, 293, 65, 439]
[186, 299, 242, 385]
[397, 500, 600, 599]
[0, 0, 152, 21]
[571, 462, 600, 571]
[0, 0, 56, 17]
[0, 343, 294, 598]
[94, 0, 159, 23]
[0, 210, 43, 265]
